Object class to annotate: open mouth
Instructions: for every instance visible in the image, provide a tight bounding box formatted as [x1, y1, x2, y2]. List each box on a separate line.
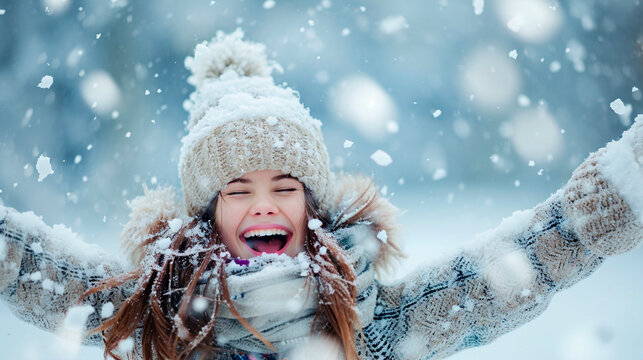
[240, 227, 292, 255]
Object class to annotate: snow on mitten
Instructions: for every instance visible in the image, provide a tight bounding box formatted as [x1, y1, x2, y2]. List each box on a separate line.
[562, 115, 643, 256]
[632, 115, 643, 165]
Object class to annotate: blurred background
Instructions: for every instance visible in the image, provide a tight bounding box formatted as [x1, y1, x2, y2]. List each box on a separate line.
[0, 0, 642, 359]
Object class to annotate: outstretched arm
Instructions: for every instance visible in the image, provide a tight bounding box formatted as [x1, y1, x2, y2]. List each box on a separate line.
[361, 120, 643, 360]
[0, 206, 134, 346]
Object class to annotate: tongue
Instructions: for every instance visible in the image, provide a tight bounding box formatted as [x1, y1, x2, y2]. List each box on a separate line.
[254, 238, 284, 253]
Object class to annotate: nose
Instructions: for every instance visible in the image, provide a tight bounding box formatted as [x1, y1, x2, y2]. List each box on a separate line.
[250, 193, 279, 216]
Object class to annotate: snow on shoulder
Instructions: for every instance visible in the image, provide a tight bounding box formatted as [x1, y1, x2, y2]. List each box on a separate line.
[6, 208, 126, 267]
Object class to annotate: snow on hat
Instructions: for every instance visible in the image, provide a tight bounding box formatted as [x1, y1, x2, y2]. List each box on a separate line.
[179, 29, 333, 217]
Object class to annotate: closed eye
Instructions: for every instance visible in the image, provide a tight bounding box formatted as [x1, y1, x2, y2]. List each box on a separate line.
[227, 191, 249, 196]
[276, 188, 297, 192]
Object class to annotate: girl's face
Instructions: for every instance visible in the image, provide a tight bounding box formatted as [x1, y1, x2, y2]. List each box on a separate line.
[214, 169, 308, 259]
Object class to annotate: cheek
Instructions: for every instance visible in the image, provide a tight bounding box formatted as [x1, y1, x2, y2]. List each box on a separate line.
[285, 196, 308, 235]
[215, 201, 244, 244]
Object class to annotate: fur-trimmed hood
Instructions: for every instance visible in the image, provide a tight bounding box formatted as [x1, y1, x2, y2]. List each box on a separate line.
[120, 174, 404, 274]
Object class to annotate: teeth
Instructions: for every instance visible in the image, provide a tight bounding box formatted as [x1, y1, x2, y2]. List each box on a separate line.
[243, 228, 288, 238]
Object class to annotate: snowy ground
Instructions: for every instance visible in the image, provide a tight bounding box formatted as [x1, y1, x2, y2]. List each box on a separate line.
[1, 183, 642, 359]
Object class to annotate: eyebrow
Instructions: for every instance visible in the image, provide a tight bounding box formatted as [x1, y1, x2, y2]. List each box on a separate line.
[227, 174, 297, 184]
[272, 174, 297, 181]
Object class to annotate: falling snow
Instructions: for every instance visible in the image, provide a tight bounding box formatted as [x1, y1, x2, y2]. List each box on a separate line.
[433, 168, 447, 180]
[507, 15, 524, 32]
[37, 75, 53, 89]
[379, 15, 408, 34]
[508, 49, 518, 59]
[610, 98, 627, 115]
[36, 155, 54, 182]
[371, 150, 393, 166]
[473, 0, 484, 15]
[263, 0, 275, 10]
[307, 219, 322, 230]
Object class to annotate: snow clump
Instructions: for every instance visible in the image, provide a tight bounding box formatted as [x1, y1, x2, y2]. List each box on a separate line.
[192, 296, 209, 312]
[508, 49, 518, 59]
[263, 0, 275, 9]
[41, 278, 54, 291]
[155, 237, 171, 250]
[101, 302, 114, 318]
[168, 218, 183, 234]
[507, 15, 524, 32]
[473, 0, 484, 15]
[371, 150, 392, 166]
[37, 75, 54, 89]
[266, 116, 278, 126]
[307, 219, 322, 230]
[117, 337, 135, 353]
[0, 238, 6, 261]
[30, 242, 43, 254]
[376, 230, 388, 243]
[29, 271, 42, 281]
[433, 168, 447, 180]
[609, 98, 627, 115]
[379, 15, 408, 34]
[36, 155, 54, 182]
[63, 305, 95, 333]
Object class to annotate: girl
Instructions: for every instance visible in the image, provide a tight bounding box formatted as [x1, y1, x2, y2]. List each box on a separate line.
[1, 30, 642, 360]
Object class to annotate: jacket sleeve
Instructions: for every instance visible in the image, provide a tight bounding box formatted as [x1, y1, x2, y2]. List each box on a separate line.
[360, 121, 643, 360]
[0, 206, 134, 346]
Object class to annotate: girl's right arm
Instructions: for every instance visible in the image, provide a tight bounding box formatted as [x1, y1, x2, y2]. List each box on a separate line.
[359, 120, 643, 359]
[0, 205, 134, 346]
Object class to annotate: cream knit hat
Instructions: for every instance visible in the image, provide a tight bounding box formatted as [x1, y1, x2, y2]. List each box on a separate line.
[179, 29, 333, 217]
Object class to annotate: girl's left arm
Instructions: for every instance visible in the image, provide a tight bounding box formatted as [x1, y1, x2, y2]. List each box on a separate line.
[360, 120, 643, 359]
[0, 206, 134, 346]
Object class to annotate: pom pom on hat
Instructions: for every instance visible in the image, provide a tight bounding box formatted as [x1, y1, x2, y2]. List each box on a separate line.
[184, 29, 281, 90]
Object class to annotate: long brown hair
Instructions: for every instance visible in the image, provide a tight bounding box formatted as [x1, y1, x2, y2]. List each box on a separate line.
[84, 182, 381, 360]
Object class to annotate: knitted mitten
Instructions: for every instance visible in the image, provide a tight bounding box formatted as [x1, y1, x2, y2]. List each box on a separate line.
[563, 117, 643, 256]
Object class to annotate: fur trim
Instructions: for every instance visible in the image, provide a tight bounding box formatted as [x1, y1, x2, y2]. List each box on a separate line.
[120, 185, 184, 265]
[330, 174, 405, 275]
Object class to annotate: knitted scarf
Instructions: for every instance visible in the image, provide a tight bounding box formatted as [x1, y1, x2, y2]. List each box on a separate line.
[206, 224, 378, 356]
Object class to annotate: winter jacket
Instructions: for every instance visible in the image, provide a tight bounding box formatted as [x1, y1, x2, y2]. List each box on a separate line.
[1, 122, 642, 359]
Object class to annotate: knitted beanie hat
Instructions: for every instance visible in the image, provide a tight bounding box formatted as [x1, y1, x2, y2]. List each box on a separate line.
[179, 29, 333, 217]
